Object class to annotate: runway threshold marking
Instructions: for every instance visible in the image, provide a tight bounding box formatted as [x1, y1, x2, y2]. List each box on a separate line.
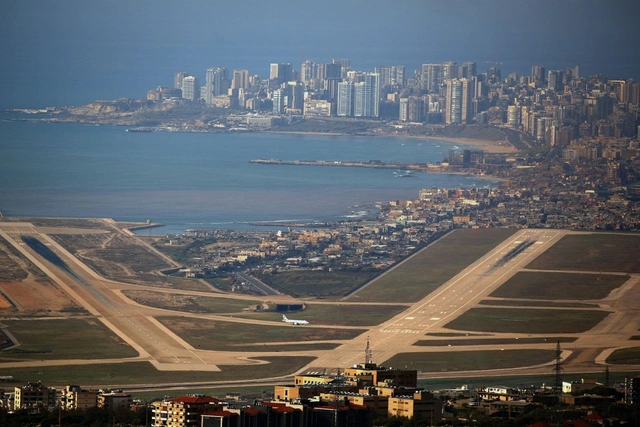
[391, 230, 561, 333]
[416, 230, 563, 331]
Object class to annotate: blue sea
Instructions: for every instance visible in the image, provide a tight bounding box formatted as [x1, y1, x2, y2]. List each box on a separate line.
[2, 2, 636, 234]
[0, 120, 496, 234]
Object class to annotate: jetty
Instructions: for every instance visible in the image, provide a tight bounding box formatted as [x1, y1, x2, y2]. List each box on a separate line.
[250, 158, 426, 170]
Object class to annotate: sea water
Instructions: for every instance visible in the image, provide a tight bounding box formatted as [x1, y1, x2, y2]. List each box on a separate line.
[0, 121, 498, 234]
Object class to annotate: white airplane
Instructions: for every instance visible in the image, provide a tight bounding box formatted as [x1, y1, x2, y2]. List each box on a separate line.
[282, 315, 309, 325]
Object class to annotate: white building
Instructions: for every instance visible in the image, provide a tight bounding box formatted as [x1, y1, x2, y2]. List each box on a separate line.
[181, 76, 199, 102]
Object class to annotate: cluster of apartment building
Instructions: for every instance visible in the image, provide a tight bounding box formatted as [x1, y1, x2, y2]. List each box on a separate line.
[150, 359, 442, 426]
[176, 133, 640, 277]
[169, 213, 437, 279]
[381, 168, 640, 232]
[142, 59, 640, 152]
[171, 132, 640, 280]
[0, 381, 132, 411]
[147, 59, 387, 120]
[499, 69, 639, 146]
[6, 373, 640, 425]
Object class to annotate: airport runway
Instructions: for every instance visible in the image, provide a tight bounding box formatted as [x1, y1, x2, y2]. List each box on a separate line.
[2, 222, 638, 380]
[309, 229, 568, 369]
[0, 223, 263, 370]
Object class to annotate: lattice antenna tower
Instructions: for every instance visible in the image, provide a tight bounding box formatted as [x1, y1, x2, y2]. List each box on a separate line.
[553, 341, 563, 396]
[365, 336, 373, 364]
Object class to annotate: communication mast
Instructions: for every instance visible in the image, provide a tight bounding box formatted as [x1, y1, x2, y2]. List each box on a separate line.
[365, 336, 373, 364]
[553, 341, 563, 397]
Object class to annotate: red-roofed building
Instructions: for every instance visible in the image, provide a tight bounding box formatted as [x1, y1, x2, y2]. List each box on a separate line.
[152, 395, 227, 427]
[201, 410, 240, 427]
[255, 401, 304, 426]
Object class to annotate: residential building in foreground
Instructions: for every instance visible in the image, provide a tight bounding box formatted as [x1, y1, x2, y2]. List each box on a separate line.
[152, 395, 228, 427]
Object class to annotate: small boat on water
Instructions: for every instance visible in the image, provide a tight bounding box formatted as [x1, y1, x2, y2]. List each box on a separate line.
[393, 170, 415, 178]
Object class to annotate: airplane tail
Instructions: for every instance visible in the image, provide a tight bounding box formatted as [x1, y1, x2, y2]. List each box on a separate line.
[282, 315, 288, 321]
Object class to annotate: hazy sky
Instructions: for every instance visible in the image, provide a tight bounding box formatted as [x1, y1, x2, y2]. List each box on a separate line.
[1, 0, 638, 106]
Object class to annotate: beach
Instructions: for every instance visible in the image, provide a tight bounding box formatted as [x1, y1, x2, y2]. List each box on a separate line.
[263, 129, 518, 154]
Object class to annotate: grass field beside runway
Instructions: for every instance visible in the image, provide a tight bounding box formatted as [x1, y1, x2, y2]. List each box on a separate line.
[349, 228, 517, 303]
[606, 347, 640, 364]
[443, 307, 610, 334]
[122, 290, 263, 313]
[526, 234, 640, 272]
[489, 272, 629, 300]
[384, 349, 556, 372]
[0, 357, 315, 387]
[414, 337, 576, 346]
[230, 303, 410, 326]
[156, 316, 365, 351]
[0, 318, 138, 361]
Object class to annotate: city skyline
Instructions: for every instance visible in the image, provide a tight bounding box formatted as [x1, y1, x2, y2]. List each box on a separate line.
[1, 1, 639, 109]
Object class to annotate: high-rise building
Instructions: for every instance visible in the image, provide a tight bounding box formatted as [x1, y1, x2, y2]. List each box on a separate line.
[322, 63, 342, 102]
[536, 116, 554, 144]
[596, 95, 614, 120]
[272, 89, 285, 114]
[332, 59, 350, 78]
[232, 69, 249, 89]
[287, 81, 304, 112]
[300, 60, 317, 83]
[269, 63, 292, 85]
[337, 81, 354, 116]
[629, 81, 640, 105]
[445, 78, 473, 124]
[332, 58, 350, 68]
[531, 65, 546, 85]
[442, 62, 458, 81]
[174, 71, 188, 90]
[507, 105, 521, 127]
[375, 65, 405, 87]
[421, 64, 442, 93]
[399, 98, 409, 122]
[181, 76, 199, 101]
[548, 70, 562, 91]
[204, 67, 229, 105]
[486, 67, 501, 84]
[324, 63, 342, 80]
[462, 61, 477, 78]
[353, 73, 380, 117]
[399, 96, 425, 122]
[446, 79, 463, 124]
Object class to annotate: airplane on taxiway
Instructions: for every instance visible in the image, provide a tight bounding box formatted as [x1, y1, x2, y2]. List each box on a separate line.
[282, 315, 309, 325]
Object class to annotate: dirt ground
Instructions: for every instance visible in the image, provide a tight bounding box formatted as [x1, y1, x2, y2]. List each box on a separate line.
[0, 235, 84, 316]
[0, 279, 84, 315]
[0, 294, 11, 309]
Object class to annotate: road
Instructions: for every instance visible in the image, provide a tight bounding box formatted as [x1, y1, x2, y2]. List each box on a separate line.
[236, 272, 281, 296]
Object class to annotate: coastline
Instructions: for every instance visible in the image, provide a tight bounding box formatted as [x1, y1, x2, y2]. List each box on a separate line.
[4, 106, 519, 155]
[4, 110, 518, 155]
[261, 129, 517, 154]
[419, 135, 518, 154]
